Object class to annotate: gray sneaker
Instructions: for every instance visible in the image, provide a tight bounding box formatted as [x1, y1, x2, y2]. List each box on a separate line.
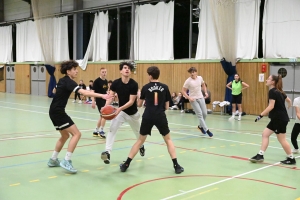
[60, 159, 77, 173]
[47, 158, 60, 167]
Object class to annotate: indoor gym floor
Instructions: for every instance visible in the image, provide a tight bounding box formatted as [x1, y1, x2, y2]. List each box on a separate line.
[0, 93, 299, 200]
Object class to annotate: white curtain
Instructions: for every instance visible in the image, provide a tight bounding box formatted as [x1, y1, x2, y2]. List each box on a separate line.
[16, 20, 44, 62]
[0, 26, 13, 63]
[16, 17, 69, 63]
[79, 12, 108, 70]
[263, 0, 300, 58]
[134, 1, 174, 60]
[196, 0, 260, 63]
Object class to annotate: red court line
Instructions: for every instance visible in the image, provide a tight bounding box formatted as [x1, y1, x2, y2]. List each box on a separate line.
[117, 175, 296, 200]
[0, 139, 132, 159]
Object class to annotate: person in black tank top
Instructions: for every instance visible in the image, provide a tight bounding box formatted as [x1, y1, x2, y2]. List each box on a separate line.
[119, 66, 184, 174]
[48, 60, 111, 173]
[249, 75, 296, 165]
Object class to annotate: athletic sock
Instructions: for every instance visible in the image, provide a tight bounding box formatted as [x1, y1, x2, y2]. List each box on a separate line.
[172, 158, 179, 167]
[51, 151, 59, 160]
[65, 152, 73, 161]
[258, 150, 264, 155]
[288, 154, 294, 159]
[124, 157, 132, 165]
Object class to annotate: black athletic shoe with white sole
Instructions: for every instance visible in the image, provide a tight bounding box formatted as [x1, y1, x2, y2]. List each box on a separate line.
[280, 157, 296, 165]
[174, 165, 184, 174]
[249, 154, 264, 163]
[101, 151, 110, 164]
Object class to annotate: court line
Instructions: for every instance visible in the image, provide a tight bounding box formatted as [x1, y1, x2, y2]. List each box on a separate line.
[117, 174, 296, 200]
[160, 161, 298, 200]
[0, 100, 101, 115]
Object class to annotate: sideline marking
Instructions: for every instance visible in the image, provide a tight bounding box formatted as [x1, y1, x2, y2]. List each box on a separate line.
[9, 183, 20, 186]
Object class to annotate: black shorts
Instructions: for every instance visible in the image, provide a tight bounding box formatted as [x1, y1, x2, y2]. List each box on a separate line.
[96, 99, 106, 113]
[140, 115, 170, 136]
[49, 112, 74, 130]
[232, 93, 242, 104]
[267, 119, 288, 134]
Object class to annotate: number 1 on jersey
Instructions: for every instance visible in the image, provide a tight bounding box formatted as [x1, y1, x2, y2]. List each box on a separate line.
[154, 92, 158, 106]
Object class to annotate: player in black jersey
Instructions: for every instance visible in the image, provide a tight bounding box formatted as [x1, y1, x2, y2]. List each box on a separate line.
[48, 60, 111, 173]
[120, 66, 184, 174]
[249, 75, 296, 165]
[91, 67, 108, 138]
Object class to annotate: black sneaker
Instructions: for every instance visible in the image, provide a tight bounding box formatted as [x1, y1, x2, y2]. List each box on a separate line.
[139, 145, 145, 157]
[249, 154, 264, 163]
[280, 157, 296, 165]
[120, 163, 129, 172]
[99, 131, 106, 139]
[197, 126, 206, 134]
[93, 130, 99, 137]
[101, 151, 110, 164]
[174, 165, 184, 174]
[206, 130, 213, 137]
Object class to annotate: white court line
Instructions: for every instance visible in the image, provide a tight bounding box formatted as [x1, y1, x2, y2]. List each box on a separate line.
[0, 100, 100, 115]
[171, 130, 283, 150]
[160, 155, 300, 200]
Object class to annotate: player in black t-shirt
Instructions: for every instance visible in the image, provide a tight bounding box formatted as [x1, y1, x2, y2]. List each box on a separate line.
[48, 60, 111, 173]
[101, 62, 145, 164]
[249, 75, 296, 165]
[73, 80, 86, 103]
[91, 68, 108, 138]
[120, 66, 184, 174]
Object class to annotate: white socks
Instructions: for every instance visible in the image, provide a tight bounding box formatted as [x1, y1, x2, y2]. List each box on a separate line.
[258, 150, 264, 155]
[65, 152, 73, 161]
[51, 151, 59, 160]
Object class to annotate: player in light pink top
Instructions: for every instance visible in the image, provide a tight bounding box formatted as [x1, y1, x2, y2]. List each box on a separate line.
[182, 67, 213, 137]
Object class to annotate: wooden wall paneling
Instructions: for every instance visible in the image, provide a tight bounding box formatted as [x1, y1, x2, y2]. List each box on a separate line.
[0, 65, 6, 92]
[15, 64, 30, 94]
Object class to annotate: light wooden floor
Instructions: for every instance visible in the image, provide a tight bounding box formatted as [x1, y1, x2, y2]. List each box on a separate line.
[0, 93, 299, 200]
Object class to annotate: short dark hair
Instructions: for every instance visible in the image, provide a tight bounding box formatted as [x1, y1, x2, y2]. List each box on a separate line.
[108, 80, 113, 83]
[187, 67, 197, 73]
[147, 66, 160, 79]
[119, 61, 134, 71]
[89, 80, 93, 83]
[60, 60, 79, 74]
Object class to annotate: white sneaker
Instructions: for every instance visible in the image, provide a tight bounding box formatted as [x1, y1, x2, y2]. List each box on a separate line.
[238, 116, 241, 121]
[229, 116, 235, 120]
[292, 149, 299, 154]
[72, 100, 76, 103]
[78, 100, 82, 104]
[181, 110, 184, 113]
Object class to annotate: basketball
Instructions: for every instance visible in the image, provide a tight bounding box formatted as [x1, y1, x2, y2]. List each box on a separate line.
[101, 105, 117, 120]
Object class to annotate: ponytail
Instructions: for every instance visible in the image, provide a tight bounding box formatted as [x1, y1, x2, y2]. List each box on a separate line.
[271, 74, 285, 94]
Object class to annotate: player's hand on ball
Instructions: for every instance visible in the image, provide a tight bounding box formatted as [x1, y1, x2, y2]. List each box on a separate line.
[255, 115, 263, 122]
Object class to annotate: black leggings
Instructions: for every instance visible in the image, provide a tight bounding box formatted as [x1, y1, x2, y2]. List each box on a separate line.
[291, 123, 300, 149]
[74, 92, 81, 100]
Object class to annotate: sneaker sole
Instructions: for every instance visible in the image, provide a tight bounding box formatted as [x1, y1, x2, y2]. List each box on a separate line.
[93, 134, 99, 137]
[175, 168, 184, 174]
[280, 161, 296, 165]
[99, 135, 106, 139]
[101, 153, 110, 164]
[249, 159, 264, 163]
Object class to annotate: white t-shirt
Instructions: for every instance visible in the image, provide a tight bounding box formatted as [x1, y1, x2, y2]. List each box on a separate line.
[293, 97, 300, 123]
[183, 76, 204, 99]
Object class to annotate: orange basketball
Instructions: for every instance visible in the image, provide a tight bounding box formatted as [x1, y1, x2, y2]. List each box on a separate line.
[101, 105, 117, 120]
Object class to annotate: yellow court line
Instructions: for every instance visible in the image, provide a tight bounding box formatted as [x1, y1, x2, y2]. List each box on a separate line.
[111, 164, 118, 167]
[65, 174, 71, 176]
[159, 155, 165, 157]
[136, 160, 142, 162]
[9, 183, 20, 187]
[97, 167, 104, 170]
[295, 198, 300, 200]
[180, 188, 219, 200]
[29, 179, 40, 183]
[200, 148, 206, 150]
[180, 151, 186, 153]
[220, 146, 225, 147]
[148, 157, 155, 160]
[81, 170, 89, 172]
[48, 176, 57, 179]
